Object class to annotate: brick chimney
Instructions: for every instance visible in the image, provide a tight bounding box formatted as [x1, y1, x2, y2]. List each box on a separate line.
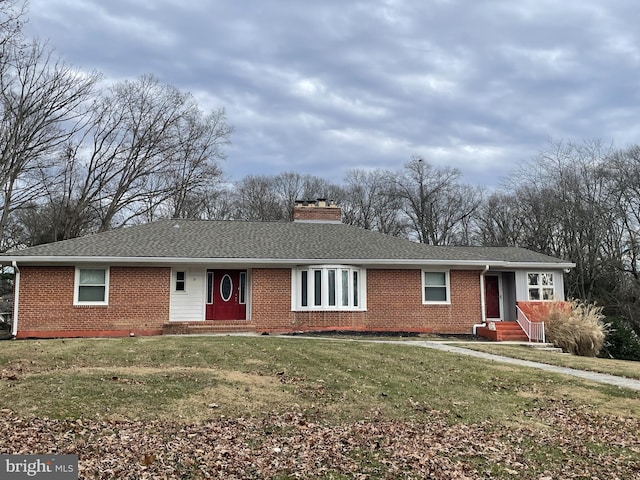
[293, 198, 342, 223]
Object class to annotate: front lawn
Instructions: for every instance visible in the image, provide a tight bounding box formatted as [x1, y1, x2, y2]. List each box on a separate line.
[1, 336, 638, 479]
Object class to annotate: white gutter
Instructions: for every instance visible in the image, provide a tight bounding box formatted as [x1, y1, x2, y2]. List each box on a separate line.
[0, 255, 577, 270]
[11, 261, 19, 338]
[473, 264, 490, 335]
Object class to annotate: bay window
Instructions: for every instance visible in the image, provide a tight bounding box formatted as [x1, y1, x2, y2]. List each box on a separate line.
[294, 266, 365, 311]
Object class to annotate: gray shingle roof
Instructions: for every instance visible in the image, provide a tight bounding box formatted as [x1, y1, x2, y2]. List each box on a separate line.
[0, 219, 573, 267]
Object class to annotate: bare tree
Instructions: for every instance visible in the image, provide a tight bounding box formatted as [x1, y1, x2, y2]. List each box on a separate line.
[272, 172, 335, 220]
[200, 187, 235, 220]
[41, 75, 231, 236]
[391, 157, 481, 245]
[341, 169, 406, 236]
[162, 107, 231, 219]
[516, 140, 618, 301]
[0, 38, 99, 250]
[0, 0, 25, 56]
[472, 191, 525, 246]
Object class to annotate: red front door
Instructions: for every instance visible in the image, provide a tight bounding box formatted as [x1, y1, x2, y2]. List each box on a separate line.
[485, 275, 501, 319]
[206, 270, 247, 320]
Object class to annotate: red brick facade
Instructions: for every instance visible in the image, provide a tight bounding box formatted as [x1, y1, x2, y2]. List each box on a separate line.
[16, 266, 170, 338]
[15, 265, 482, 338]
[251, 268, 482, 334]
[251, 268, 294, 330]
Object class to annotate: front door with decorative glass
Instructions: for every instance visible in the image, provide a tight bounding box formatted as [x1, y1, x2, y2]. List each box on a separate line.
[206, 270, 247, 320]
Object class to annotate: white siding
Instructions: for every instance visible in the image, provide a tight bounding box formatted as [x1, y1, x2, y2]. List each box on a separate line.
[170, 268, 205, 321]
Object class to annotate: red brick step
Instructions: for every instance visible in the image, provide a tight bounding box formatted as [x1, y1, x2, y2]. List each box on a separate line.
[476, 321, 529, 342]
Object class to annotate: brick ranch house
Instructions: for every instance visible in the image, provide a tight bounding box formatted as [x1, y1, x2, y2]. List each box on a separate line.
[1, 200, 574, 340]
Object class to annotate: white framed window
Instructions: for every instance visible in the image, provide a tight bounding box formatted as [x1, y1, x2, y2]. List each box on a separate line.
[74, 267, 109, 305]
[527, 272, 555, 301]
[422, 270, 450, 304]
[293, 266, 365, 311]
[175, 271, 186, 292]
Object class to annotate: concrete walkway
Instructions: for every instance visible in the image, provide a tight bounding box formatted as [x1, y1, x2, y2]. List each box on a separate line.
[279, 335, 640, 391]
[411, 341, 640, 391]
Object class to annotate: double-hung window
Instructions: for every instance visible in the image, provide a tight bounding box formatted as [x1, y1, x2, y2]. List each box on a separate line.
[75, 267, 109, 305]
[527, 272, 555, 301]
[422, 270, 450, 304]
[295, 266, 365, 311]
[175, 271, 186, 292]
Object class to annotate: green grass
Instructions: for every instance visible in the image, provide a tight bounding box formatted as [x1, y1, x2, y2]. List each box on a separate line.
[0, 336, 638, 422]
[457, 343, 640, 380]
[1, 336, 639, 478]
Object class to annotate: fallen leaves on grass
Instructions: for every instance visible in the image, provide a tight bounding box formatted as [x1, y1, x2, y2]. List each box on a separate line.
[0, 401, 638, 479]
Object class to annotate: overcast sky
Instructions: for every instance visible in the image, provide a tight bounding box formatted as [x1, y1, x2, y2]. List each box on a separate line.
[24, 0, 640, 186]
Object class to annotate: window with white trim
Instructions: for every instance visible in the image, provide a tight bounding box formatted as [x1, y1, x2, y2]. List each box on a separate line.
[175, 271, 186, 292]
[422, 270, 450, 304]
[74, 267, 109, 305]
[294, 266, 365, 311]
[527, 272, 555, 301]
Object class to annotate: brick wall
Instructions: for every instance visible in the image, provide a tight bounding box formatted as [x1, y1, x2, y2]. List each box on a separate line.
[16, 265, 483, 337]
[252, 268, 482, 334]
[16, 266, 170, 338]
[365, 269, 482, 333]
[251, 268, 294, 330]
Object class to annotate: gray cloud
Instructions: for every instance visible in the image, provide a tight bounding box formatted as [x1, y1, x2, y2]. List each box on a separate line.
[25, 0, 640, 186]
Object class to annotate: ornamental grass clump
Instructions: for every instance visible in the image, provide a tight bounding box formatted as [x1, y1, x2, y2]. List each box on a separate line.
[541, 300, 607, 357]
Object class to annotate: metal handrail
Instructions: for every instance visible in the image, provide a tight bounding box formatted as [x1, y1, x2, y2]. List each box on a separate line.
[516, 305, 546, 343]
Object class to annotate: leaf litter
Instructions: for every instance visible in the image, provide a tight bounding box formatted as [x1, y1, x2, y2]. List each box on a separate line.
[1, 399, 639, 479]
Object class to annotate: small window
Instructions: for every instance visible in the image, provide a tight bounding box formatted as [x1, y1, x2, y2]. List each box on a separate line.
[528, 272, 555, 301]
[75, 267, 109, 305]
[423, 270, 449, 304]
[176, 271, 186, 292]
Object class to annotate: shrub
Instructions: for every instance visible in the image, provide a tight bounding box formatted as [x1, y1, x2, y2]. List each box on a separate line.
[600, 317, 640, 361]
[540, 300, 607, 357]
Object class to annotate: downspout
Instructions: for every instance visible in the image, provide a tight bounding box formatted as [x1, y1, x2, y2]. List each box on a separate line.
[473, 265, 490, 335]
[11, 261, 19, 338]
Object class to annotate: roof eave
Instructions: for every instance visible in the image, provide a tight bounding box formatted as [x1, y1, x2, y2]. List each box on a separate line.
[1, 256, 576, 269]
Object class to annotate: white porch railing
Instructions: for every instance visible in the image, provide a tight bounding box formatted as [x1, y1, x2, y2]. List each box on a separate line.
[516, 305, 546, 343]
